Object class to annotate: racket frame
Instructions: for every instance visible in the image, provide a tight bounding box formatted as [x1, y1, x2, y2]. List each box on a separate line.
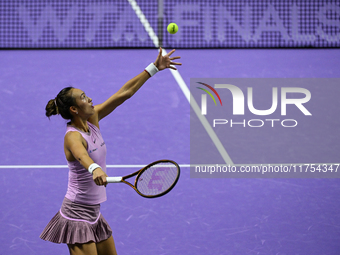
[107, 159, 180, 198]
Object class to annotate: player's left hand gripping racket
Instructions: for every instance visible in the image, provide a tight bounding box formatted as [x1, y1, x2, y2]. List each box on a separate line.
[106, 159, 180, 198]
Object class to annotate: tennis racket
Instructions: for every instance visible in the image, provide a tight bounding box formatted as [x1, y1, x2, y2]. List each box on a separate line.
[106, 159, 180, 198]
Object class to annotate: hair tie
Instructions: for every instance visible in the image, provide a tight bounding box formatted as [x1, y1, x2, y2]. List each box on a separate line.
[54, 98, 59, 114]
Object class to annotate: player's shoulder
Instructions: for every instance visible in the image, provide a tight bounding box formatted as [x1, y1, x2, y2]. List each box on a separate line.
[64, 131, 88, 150]
[64, 130, 83, 143]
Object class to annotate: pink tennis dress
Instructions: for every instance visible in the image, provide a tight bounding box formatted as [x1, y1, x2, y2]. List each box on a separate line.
[40, 122, 112, 244]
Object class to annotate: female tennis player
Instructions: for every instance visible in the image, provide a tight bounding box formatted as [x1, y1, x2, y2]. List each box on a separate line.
[40, 48, 181, 255]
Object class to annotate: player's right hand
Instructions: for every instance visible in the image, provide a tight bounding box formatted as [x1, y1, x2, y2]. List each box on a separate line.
[93, 168, 108, 187]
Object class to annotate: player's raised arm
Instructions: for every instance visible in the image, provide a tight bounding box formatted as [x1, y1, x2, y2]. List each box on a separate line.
[95, 48, 181, 121]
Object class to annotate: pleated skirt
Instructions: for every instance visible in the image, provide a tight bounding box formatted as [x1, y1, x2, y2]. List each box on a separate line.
[40, 197, 112, 244]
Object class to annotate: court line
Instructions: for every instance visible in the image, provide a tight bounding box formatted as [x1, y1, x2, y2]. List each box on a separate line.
[0, 164, 191, 169]
[128, 0, 234, 165]
[0, 163, 337, 169]
[169, 68, 234, 164]
[127, 0, 159, 47]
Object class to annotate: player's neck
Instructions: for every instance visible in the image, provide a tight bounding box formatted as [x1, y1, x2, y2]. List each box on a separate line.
[70, 117, 89, 133]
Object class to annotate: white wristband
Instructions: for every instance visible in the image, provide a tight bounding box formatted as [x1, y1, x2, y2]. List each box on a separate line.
[88, 163, 101, 174]
[145, 62, 159, 77]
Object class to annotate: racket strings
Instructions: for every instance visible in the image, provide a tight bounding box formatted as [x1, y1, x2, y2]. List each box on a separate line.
[137, 163, 179, 196]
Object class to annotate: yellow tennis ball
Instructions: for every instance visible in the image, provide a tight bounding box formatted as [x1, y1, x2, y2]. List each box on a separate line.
[167, 23, 178, 34]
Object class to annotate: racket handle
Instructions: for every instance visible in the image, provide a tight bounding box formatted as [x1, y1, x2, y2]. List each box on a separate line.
[106, 177, 123, 183]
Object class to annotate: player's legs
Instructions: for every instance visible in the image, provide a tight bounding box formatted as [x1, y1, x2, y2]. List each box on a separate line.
[96, 235, 118, 255]
[67, 241, 98, 255]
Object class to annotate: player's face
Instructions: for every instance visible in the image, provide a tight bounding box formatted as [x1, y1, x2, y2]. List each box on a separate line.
[72, 88, 95, 116]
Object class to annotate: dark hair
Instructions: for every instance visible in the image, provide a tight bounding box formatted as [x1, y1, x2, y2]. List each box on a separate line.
[45, 87, 76, 120]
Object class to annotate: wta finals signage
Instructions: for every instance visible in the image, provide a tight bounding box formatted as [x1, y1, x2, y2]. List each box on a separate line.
[0, 1, 339, 48]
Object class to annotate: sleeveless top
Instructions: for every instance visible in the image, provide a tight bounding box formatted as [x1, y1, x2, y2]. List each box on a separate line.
[64, 122, 107, 205]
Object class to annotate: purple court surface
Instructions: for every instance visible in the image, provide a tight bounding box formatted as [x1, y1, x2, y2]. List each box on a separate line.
[1, 48, 340, 254]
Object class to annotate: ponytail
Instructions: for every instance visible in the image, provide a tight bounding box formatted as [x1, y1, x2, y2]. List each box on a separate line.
[45, 87, 76, 120]
[45, 99, 59, 118]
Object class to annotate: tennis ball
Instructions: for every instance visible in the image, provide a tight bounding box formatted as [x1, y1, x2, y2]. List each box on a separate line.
[167, 23, 178, 34]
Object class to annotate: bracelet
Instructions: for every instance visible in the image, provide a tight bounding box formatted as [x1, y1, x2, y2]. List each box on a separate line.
[88, 163, 101, 174]
[144, 62, 159, 77]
